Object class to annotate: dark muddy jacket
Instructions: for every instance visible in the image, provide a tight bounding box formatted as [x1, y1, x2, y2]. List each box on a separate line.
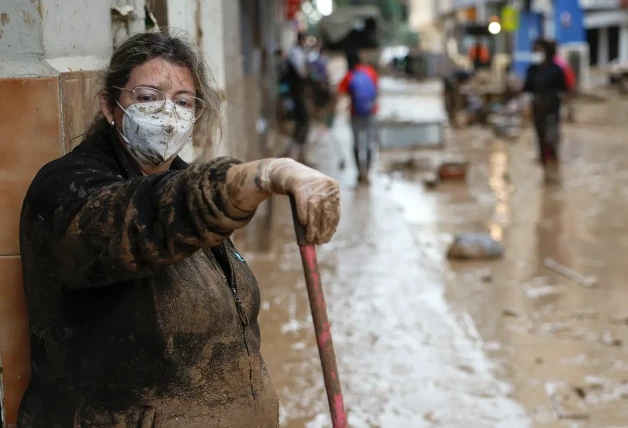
[18, 127, 279, 427]
[524, 62, 567, 115]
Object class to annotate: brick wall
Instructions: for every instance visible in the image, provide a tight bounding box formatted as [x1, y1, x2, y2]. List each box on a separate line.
[0, 68, 101, 426]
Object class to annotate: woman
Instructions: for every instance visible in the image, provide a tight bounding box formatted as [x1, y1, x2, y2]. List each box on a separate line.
[523, 39, 568, 183]
[17, 30, 340, 427]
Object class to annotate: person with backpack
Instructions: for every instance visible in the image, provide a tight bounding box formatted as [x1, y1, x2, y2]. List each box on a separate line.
[337, 51, 379, 184]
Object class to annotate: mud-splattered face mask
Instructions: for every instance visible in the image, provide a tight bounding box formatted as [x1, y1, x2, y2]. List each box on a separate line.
[116, 100, 194, 167]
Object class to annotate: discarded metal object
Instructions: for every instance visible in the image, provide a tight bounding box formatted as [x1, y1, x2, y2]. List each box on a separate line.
[544, 258, 598, 288]
[289, 197, 348, 428]
[447, 233, 504, 260]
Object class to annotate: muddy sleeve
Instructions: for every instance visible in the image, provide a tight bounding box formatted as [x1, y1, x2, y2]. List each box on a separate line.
[30, 156, 253, 288]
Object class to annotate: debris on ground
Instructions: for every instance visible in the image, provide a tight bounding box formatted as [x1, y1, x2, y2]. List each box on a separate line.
[609, 312, 628, 324]
[601, 331, 623, 347]
[502, 308, 519, 317]
[422, 172, 439, 188]
[447, 233, 504, 260]
[546, 382, 590, 420]
[540, 322, 573, 335]
[437, 159, 469, 181]
[385, 156, 433, 173]
[573, 386, 587, 400]
[524, 284, 563, 301]
[573, 309, 599, 320]
[584, 376, 609, 390]
[478, 269, 494, 282]
[423, 410, 439, 423]
[545, 258, 598, 288]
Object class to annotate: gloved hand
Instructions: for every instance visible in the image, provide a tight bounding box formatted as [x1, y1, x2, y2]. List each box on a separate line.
[258, 159, 340, 245]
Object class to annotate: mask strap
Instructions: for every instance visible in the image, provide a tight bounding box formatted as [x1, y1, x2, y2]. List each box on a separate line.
[116, 101, 129, 115]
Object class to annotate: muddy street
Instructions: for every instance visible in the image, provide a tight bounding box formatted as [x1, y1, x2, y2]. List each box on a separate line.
[238, 79, 628, 427]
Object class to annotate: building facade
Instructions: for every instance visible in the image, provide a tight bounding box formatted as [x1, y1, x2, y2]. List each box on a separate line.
[581, 0, 628, 65]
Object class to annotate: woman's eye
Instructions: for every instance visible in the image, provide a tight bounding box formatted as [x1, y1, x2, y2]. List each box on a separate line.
[176, 99, 193, 109]
[138, 95, 156, 102]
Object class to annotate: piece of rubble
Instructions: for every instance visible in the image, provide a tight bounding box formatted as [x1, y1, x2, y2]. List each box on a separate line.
[437, 160, 468, 181]
[502, 308, 519, 317]
[609, 311, 628, 325]
[601, 331, 623, 347]
[545, 258, 598, 288]
[584, 375, 608, 390]
[447, 233, 504, 260]
[479, 269, 494, 282]
[573, 309, 599, 320]
[423, 410, 438, 423]
[423, 172, 439, 188]
[546, 382, 590, 420]
[573, 386, 587, 400]
[524, 285, 562, 301]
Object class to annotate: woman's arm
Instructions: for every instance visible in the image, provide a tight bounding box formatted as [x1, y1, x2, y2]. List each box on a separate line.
[25, 154, 338, 289]
[24, 156, 255, 288]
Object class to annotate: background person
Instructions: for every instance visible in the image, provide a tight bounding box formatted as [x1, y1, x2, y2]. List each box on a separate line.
[337, 51, 379, 184]
[523, 38, 568, 183]
[280, 32, 311, 164]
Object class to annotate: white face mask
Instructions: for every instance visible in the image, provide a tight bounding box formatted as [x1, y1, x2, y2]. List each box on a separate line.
[116, 100, 194, 167]
[531, 52, 544, 65]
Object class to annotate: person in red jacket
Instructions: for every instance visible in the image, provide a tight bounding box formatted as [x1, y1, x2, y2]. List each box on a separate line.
[337, 51, 379, 184]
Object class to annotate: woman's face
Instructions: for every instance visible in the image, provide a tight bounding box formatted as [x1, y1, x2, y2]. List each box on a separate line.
[101, 57, 196, 133]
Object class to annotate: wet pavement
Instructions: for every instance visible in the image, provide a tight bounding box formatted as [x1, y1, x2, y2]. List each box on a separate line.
[238, 79, 628, 427]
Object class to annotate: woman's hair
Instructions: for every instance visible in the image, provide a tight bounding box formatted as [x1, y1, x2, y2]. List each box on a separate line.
[88, 29, 224, 156]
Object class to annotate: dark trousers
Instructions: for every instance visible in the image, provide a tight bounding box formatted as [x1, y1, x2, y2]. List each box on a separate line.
[533, 109, 560, 166]
[351, 115, 376, 172]
[292, 94, 309, 145]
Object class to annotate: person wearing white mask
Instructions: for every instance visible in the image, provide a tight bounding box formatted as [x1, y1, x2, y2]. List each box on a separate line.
[18, 30, 340, 427]
[523, 38, 568, 184]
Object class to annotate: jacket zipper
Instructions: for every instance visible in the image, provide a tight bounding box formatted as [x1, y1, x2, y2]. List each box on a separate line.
[206, 244, 256, 402]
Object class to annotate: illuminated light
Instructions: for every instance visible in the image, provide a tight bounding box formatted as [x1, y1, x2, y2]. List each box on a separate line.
[302, 1, 314, 14]
[316, 0, 333, 16]
[488, 21, 502, 35]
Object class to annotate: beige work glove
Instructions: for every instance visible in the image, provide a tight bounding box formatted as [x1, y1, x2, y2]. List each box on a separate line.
[259, 159, 340, 245]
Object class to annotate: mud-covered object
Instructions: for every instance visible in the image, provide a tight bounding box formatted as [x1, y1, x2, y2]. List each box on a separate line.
[18, 127, 279, 427]
[447, 233, 504, 260]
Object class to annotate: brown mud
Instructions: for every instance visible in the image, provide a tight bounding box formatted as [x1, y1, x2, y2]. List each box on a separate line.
[239, 80, 628, 427]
